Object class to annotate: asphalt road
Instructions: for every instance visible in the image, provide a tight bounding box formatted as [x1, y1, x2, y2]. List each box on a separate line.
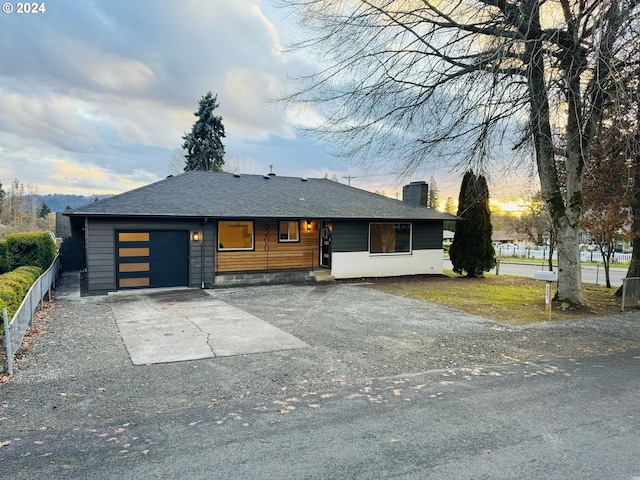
[444, 259, 628, 287]
[3, 352, 640, 480]
[1, 275, 639, 479]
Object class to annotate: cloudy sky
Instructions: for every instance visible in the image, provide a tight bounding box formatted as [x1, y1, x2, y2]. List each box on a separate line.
[0, 0, 530, 200]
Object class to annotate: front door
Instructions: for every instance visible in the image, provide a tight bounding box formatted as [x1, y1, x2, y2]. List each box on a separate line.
[320, 220, 332, 268]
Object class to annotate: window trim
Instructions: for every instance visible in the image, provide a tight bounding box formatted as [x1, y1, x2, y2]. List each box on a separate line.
[368, 222, 413, 255]
[278, 220, 300, 243]
[217, 220, 255, 251]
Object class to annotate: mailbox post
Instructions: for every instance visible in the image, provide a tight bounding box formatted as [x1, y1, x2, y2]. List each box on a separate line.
[535, 271, 558, 315]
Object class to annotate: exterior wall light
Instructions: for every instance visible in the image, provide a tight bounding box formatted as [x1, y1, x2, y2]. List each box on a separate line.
[192, 232, 200, 242]
[306, 220, 312, 231]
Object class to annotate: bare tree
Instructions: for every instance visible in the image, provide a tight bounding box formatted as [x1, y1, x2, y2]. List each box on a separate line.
[616, 97, 640, 284]
[167, 147, 186, 176]
[276, 0, 640, 305]
[583, 122, 633, 288]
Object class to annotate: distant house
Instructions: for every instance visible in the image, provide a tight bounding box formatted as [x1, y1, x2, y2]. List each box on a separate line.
[492, 230, 517, 245]
[443, 230, 455, 245]
[64, 172, 457, 293]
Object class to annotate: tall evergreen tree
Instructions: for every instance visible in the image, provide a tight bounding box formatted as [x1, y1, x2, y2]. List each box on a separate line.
[0, 180, 5, 217]
[182, 92, 226, 172]
[38, 201, 51, 218]
[443, 197, 456, 215]
[449, 171, 496, 277]
[427, 177, 439, 209]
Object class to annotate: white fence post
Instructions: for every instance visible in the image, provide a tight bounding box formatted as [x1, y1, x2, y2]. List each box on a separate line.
[3, 308, 12, 376]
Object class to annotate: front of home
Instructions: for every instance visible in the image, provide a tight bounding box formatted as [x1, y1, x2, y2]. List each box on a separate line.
[64, 171, 457, 293]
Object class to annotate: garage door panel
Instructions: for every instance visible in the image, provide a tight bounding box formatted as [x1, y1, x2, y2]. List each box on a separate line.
[149, 231, 189, 288]
[117, 230, 189, 289]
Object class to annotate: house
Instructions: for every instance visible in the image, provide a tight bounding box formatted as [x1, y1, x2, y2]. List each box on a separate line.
[64, 172, 457, 293]
[443, 230, 455, 245]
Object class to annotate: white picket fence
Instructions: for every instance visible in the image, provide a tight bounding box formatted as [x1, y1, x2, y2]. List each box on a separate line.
[494, 246, 632, 264]
[2, 255, 60, 375]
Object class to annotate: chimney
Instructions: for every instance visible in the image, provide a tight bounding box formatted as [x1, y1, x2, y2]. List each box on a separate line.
[402, 181, 429, 207]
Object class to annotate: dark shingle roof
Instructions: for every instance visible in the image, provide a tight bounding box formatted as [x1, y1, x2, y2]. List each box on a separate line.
[67, 171, 457, 221]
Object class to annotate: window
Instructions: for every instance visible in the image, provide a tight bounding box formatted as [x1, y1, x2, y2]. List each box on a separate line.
[218, 221, 254, 250]
[278, 221, 300, 242]
[369, 223, 412, 254]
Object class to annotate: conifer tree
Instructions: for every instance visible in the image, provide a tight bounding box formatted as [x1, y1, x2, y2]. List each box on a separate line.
[449, 171, 496, 277]
[0, 180, 5, 217]
[182, 92, 226, 172]
[38, 201, 51, 218]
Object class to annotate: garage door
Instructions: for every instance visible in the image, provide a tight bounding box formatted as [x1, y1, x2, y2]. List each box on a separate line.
[116, 231, 189, 289]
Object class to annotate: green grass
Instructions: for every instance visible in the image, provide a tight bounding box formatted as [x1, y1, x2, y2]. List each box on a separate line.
[368, 270, 622, 325]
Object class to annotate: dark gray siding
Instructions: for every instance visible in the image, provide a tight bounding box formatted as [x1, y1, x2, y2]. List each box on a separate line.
[331, 220, 443, 254]
[413, 221, 443, 249]
[331, 220, 368, 252]
[189, 221, 215, 288]
[86, 218, 207, 292]
[87, 221, 115, 292]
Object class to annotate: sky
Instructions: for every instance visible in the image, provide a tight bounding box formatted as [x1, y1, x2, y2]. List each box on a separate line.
[0, 0, 534, 201]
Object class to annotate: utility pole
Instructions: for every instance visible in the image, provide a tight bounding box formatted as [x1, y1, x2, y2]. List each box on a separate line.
[341, 175, 358, 186]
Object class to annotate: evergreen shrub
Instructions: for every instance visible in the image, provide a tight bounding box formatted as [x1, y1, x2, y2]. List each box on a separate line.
[0, 266, 43, 332]
[5, 232, 56, 272]
[0, 240, 7, 274]
[3, 266, 41, 295]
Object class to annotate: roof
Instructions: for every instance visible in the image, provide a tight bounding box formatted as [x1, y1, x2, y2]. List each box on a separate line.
[67, 171, 458, 221]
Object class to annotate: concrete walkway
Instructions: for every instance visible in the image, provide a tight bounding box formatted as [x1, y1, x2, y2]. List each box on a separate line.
[102, 287, 309, 365]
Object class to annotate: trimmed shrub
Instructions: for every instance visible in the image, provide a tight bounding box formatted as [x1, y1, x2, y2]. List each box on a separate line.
[16, 265, 42, 280]
[0, 266, 43, 332]
[0, 240, 7, 274]
[0, 285, 18, 313]
[5, 232, 56, 272]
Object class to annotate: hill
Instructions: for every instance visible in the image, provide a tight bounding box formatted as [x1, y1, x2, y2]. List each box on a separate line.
[35, 194, 111, 212]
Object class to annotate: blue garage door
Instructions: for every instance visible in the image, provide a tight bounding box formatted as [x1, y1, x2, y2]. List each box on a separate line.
[116, 230, 189, 289]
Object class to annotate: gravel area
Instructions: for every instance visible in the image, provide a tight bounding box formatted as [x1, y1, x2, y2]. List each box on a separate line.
[2, 273, 640, 435]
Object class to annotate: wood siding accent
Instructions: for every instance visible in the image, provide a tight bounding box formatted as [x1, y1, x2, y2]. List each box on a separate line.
[216, 219, 319, 273]
[118, 247, 150, 257]
[119, 277, 150, 288]
[118, 232, 150, 242]
[118, 262, 150, 273]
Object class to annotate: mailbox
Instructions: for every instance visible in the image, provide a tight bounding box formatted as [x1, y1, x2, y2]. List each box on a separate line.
[535, 271, 557, 282]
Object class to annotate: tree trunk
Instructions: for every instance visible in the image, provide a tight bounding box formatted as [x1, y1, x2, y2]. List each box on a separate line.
[600, 245, 612, 289]
[547, 230, 555, 272]
[554, 221, 584, 303]
[526, 6, 584, 305]
[617, 96, 640, 296]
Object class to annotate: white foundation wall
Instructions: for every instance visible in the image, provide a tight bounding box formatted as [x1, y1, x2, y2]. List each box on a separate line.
[331, 249, 444, 279]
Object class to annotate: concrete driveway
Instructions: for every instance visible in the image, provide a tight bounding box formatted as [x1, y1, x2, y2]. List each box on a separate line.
[102, 288, 308, 365]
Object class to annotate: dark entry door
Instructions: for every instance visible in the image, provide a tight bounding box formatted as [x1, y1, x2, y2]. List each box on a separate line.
[320, 220, 332, 268]
[117, 230, 189, 289]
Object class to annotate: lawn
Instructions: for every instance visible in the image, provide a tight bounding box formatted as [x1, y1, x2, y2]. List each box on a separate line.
[367, 271, 623, 325]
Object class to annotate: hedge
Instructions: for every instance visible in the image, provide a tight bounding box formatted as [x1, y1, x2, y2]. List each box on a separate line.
[0, 240, 7, 274]
[0, 266, 43, 329]
[5, 232, 56, 272]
